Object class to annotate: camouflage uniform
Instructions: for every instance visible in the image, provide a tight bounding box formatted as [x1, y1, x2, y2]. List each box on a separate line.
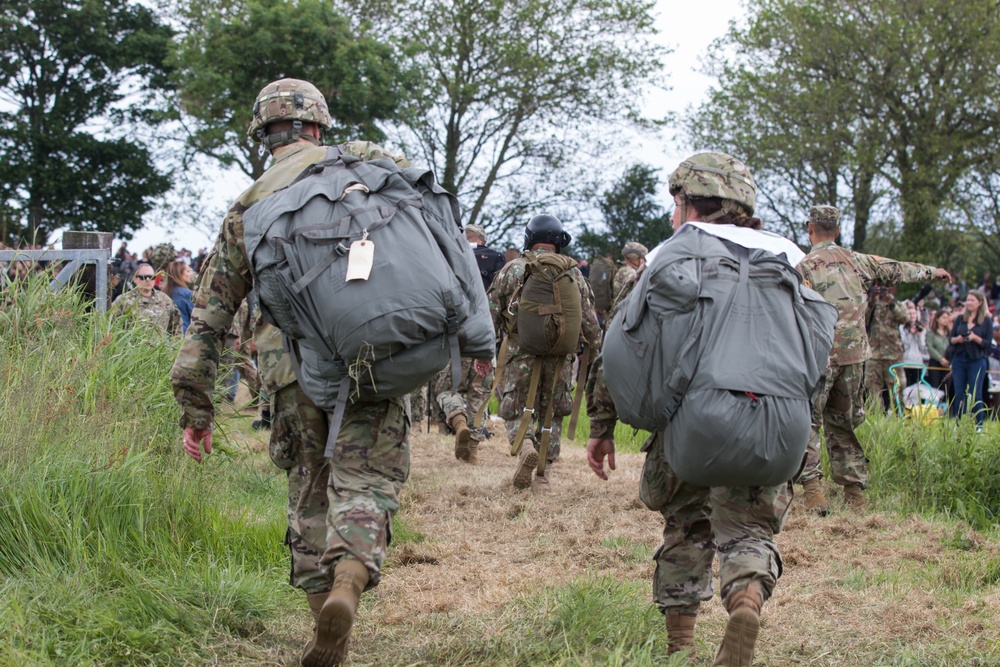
[864, 296, 909, 411]
[406, 385, 428, 423]
[797, 236, 937, 488]
[488, 247, 602, 463]
[432, 358, 493, 440]
[110, 287, 181, 336]
[612, 264, 635, 303]
[586, 267, 792, 616]
[171, 140, 412, 594]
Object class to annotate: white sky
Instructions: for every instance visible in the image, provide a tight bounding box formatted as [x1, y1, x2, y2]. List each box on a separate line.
[113, 0, 745, 257]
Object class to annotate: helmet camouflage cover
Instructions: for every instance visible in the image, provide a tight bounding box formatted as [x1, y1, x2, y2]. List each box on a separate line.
[668, 152, 757, 215]
[147, 243, 176, 273]
[465, 224, 487, 244]
[247, 78, 333, 143]
[622, 241, 648, 260]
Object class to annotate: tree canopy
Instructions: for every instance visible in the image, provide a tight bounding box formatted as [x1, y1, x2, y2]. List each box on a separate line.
[688, 0, 1000, 261]
[335, 0, 667, 242]
[576, 163, 671, 260]
[170, 0, 409, 182]
[0, 0, 174, 246]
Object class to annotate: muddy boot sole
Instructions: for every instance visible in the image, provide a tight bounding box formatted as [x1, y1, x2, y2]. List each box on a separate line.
[454, 427, 472, 462]
[512, 451, 539, 490]
[301, 595, 354, 667]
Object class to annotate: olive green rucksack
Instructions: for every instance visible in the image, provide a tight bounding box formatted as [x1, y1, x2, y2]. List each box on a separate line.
[589, 255, 617, 313]
[511, 253, 583, 356]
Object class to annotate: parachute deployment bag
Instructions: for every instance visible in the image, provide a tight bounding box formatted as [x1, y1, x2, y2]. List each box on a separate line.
[601, 226, 838, 487]
[243, 146, 495, 457]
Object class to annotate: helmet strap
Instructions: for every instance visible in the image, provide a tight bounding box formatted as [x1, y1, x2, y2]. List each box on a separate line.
[258, 119, 323, 152]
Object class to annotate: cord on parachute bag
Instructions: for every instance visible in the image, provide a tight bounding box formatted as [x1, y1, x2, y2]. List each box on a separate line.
[601, 225, 838, 487]
[243, 145, 495, 456]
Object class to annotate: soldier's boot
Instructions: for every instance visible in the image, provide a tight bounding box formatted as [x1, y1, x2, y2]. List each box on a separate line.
[466, 437, 480, 465]
[712, 582, 762, 667]
[802, 478, 829, 516]
[512, 446, 539, 490]
[301, 558, 369, 667]
[532, 462, 552, 492]
[252, 408, 271, 431]
[452, 414, 473, 462]
[665, 611, 697, 658]
[843, 483, 866, 512]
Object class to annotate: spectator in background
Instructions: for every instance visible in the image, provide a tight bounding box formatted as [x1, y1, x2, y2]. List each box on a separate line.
[949, 289, 993, 432]
[110, 262, 181, 336]
[163, 260, 195, 334]
[926, 308, 953, 401]
[899, 299, 929, 387]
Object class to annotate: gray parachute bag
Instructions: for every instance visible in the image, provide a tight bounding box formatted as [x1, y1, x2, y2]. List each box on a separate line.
[243, 146, 495, 455]
[602, 225, 837, 487]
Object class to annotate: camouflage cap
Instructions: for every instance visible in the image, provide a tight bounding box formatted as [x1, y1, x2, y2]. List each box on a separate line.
[622, 241, 648, 259]
[147, 243, 176, 273]
[668, 152, 757, 215]
[465, 224, 487, 244]
[809, 205, 840, 227]
[247, 78, 332, 142]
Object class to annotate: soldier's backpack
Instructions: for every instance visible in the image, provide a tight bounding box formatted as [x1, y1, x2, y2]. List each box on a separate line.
[243, 146, 495, 456]
[602, 225, 838, 487]
[589, 255, 617, 313]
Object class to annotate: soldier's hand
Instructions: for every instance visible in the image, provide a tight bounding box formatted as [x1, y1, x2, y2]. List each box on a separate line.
[473, 359, 493, 376]
[183, 428, 213, 463]
[934, 268, 953, 282]
[587, 437, 616, 480]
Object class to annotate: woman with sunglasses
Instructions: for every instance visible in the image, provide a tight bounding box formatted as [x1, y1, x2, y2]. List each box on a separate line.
[110, 262, 181, 335]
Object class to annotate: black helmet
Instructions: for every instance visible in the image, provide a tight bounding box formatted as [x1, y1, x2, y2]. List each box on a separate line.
[523, 214, 571, 251]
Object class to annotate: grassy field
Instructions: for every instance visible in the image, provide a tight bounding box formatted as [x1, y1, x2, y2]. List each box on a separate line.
[2, 280, 999, 666]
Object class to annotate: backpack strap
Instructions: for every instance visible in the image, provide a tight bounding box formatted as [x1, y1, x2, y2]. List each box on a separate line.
[282, 333, 352, 459]
[509, 357, 543, 457]
[472, 335, 509, 429]
[566, 343, 591, 440]
[535, 355, 566, 477]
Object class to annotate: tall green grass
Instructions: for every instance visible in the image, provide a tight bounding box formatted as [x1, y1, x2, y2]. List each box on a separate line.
[0, 277, 291, 665]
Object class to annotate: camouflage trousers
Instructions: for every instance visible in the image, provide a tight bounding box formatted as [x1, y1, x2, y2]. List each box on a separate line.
[270, 383, 409, 595]
[865, 357, 905, 412]
[799, 362, 868, 488]
[434, 357, 493, 440]
[406, 386, 428, 423]
[639, 433, 792, 616]
[499, 353, 573, 462]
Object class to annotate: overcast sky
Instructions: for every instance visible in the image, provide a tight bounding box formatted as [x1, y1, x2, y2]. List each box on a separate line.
[116, 0, 745, 256]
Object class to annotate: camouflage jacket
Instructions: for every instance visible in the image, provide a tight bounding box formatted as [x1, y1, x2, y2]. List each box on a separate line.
[612, 263, 636, 303]
[171, 141, 409, 430]
[797, 241, 937, 366]
[488, 247, 602, 361]
[110, 287, 181, 336]
[867, 298, 909, 360]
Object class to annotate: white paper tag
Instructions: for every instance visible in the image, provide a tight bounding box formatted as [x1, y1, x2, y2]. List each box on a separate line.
[345, 239, 375, 281]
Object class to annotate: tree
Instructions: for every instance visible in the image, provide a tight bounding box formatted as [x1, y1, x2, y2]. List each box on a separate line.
[0, 0, 174, 246]
[687, 0, 1000, 259]
[170, 0, 409, 182]
[576, 163, 671, 260]
[335, 0, 667, 242]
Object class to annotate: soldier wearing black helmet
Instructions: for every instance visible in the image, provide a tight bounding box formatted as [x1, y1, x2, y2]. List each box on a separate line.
[486, 214, 602, 490]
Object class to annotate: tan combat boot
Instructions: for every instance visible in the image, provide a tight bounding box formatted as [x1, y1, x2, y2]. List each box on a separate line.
[452, 414, 473, 462]
[301, 558, 369, 667]
[665, 611, 697, 658]
[843, 483, 865, 512]
[712, 582, 762, 667]
[466, 437, 480, 465]
[512, 446, 539, 490]
[802, 478, 829, 516]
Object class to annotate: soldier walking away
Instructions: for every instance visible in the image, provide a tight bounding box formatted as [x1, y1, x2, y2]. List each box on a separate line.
[865, 285, 909, 412]
[797, 205, 950, 514]
[612, 241, 647, 303]
[489, 214, 602, 490]
[171, 79, 417, 667]
[587, 152, 813, 666]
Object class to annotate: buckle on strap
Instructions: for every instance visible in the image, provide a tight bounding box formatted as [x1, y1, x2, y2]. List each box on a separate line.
[522, 407, 535, 415]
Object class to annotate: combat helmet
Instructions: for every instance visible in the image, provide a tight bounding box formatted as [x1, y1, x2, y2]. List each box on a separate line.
[247, 78, 332, 151]
[523, 214, 571, 251]
[668, 152, 757, 216]
[147, 243, 176, 273]
[622, 241, 648, 260]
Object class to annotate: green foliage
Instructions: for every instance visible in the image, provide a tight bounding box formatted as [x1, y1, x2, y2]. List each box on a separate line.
[0, 278, 290, 665]
[0, 0, 174, 246]
[689, 0, 1000, 260]
[170, 0, 408, 181]
[577, 163, 672, 261]
[338, 0, 667, 241]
